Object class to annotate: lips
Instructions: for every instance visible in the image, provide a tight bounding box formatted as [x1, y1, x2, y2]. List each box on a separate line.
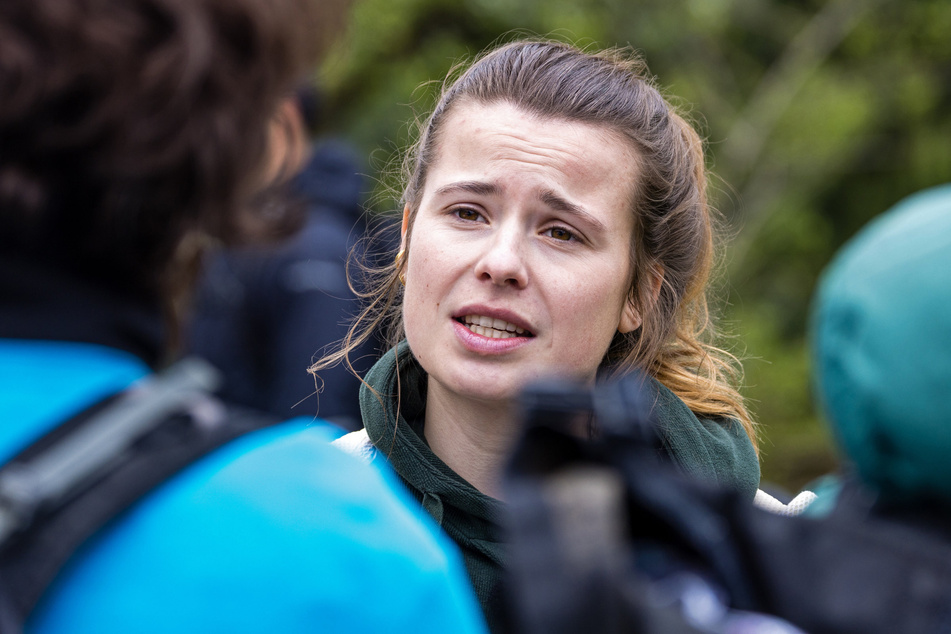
[457, 313, 534, 339]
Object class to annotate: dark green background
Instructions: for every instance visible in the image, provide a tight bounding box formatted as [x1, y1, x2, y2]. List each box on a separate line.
[315, 0, 951, 493]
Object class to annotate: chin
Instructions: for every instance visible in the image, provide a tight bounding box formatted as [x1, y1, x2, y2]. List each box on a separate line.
[450, 376, 523, 405]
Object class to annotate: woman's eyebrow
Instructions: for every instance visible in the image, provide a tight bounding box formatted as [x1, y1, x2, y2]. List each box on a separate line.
[540, 190, 606, 232]
[433, 181, 500, 197]
[432, 182, 608, 232]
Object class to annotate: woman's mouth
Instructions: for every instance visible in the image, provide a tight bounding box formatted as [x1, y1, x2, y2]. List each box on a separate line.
[458, 314, 532, 339]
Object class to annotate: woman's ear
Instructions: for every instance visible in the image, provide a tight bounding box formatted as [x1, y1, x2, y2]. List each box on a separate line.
[400, 204, 411, 249]
[618, 269, 664, 334]
[618, 300, 641, 334]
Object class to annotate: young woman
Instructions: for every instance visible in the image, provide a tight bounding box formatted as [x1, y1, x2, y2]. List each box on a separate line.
[323, 39, 761, 630]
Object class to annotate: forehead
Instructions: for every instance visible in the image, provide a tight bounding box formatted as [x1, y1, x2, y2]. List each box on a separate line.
[428, 100, 640, 196]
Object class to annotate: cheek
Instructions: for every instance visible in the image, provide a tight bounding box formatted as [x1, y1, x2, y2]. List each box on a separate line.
[405, 242, 444, 301]
[402, 240, 451, 337]
[557, 278, 629, 364]
[402, 274, 431, 339]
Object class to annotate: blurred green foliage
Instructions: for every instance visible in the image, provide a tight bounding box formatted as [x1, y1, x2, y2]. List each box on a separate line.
[316, 0, 951, 492]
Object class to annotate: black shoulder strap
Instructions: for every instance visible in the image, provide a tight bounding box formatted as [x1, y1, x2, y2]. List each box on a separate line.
[0, 358, 279, 632]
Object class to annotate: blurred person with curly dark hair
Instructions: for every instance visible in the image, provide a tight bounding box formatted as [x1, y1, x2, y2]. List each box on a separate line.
[0, 1, 486, 632]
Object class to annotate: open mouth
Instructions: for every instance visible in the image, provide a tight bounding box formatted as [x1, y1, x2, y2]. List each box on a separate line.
[457, 314, 534, 339]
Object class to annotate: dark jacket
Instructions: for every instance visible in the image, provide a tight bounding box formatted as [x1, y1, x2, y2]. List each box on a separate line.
[186, 140, 377, 430]
[347, 341, 760, 631]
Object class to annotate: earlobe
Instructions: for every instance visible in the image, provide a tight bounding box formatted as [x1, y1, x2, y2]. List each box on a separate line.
[618, 269, 663, 334]
[618, 299, 641, 334]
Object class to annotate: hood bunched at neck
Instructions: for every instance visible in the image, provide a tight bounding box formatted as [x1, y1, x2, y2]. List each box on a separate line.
[359, 341, 505, 529]
[359, 341, 506, 630]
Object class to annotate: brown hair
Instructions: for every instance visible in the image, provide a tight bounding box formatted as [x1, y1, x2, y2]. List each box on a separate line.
[0, 0, 346, 331]
[317, 39, 757, 449]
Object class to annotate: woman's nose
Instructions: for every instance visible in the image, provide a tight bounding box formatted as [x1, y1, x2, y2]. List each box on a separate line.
[473, 226, 529, 289]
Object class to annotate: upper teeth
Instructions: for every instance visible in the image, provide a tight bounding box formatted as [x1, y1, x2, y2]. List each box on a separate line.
[463, 314, 526, 338]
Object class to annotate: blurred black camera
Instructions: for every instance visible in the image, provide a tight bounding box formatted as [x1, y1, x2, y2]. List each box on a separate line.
[498, 371, 951, 634]
[502, 373, 806, 634]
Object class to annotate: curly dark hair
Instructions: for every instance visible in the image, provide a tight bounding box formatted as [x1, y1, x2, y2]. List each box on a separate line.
[0, 0, 345, 302]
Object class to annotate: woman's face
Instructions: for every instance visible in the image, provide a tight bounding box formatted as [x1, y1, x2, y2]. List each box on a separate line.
[402, 100, 642, 406]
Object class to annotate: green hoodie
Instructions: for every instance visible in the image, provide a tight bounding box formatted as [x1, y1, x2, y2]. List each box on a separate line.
[358, 341, 760, 630]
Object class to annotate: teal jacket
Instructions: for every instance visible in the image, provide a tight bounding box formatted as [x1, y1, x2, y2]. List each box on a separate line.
[346, 341, 760, 630]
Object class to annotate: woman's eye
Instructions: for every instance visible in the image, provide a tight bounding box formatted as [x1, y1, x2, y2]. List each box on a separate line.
[546, 226, 576, 242]
[454, 207, 483, 222]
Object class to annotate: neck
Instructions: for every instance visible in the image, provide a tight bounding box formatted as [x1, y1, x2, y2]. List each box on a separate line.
[0, 253, 166, 367]
[423, 381, 519, 500]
